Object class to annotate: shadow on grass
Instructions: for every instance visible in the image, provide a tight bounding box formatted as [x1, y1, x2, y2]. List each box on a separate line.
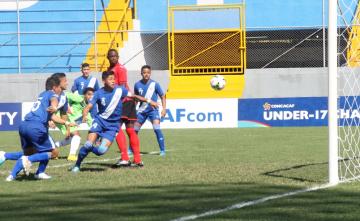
[262, 161, 328, 183]
[0, 182, 359, 221]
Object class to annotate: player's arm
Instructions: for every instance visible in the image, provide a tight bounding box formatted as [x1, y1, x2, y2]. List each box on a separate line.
[50, 114, 77, 127]
[82, 103, 93, 123]
[160, 95, 166, 118]
[156, 83, 166, 117]
[131, 94, 158, 109]
[47, 96, 59, 113]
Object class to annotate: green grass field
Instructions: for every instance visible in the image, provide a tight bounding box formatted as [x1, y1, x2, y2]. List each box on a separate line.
[0, 127, 359, 221]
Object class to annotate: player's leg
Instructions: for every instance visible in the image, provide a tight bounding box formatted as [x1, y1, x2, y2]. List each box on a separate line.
[8, 124, 53, 181]
[54, 137, 71, 148]
[91, 119, 119, 157]
[34, 135, 58, 179]
[0, 151, 23, 165]
[115, 121, 130, 165]
[150, 111, 166, 156]
[54, 122, 72, 148]
[71, 132, 98, 172]
[91, 138, 111, 156]
[0, 125, 30, 166]
[68, 131, 81, 161]
[125, 120, 142, 165]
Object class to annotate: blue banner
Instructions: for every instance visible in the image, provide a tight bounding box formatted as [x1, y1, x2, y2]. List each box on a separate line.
[239, 97, 360, 127]
[238, 97, 328, 127]
[0, 103, 22, 131]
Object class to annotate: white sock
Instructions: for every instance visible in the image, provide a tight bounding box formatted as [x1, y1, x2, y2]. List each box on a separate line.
[69, 135, 81, 155]
[55, 137, 72, 148]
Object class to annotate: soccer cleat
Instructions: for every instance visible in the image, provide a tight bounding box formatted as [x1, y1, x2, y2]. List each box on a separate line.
[35, 173, 52, 180]
[67, 154, 77, 161]
[131, 161, 144, 168]
[70, 166, 80, 173]
[0, 151, 6, 166]
[21, 156, 32, 176]
[159, 151, 166, 156]
[114, 160, 131, 167]
[5, 175, 15, 182]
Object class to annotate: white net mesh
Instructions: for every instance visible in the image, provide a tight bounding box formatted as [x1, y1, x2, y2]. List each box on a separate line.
[338, 0, 360, 181]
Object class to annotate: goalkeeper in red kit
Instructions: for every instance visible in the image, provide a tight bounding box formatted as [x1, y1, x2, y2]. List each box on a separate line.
[107, 49, 143, 167]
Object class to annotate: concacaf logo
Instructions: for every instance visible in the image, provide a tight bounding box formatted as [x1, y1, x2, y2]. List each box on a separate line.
[263, 102, 271, 111]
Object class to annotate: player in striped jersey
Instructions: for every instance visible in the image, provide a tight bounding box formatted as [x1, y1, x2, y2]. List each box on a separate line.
[70, 71, 157, 172]
[134, 65, 167, 156]
[71, 63, 100, 95]
[0, 76, 77, 181]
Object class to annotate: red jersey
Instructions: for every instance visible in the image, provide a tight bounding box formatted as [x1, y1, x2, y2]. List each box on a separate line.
[109, 62, 129, 90]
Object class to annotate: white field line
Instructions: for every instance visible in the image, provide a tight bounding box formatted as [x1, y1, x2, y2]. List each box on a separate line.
[170, 183, 335, 221]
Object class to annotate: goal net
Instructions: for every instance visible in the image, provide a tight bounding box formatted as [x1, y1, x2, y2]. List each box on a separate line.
[337, 0, 360, 182]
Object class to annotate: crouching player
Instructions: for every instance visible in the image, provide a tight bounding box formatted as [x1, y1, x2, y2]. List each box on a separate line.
[53, 87, 96, 161]
[0, 76, 76, 181]
[134, 65, 167, 156]
[71, 71, 157, 172]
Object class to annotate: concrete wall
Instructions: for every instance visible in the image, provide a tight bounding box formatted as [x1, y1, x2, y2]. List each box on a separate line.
[242, 67, 328, 98]
[0, 70, 169, 102]
[0, 67, 336, 102]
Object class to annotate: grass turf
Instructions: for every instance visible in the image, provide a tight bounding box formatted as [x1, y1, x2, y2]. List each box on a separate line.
[0, 127, 358, 221]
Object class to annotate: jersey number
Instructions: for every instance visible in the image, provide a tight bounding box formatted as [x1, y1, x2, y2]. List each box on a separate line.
[31, 97, 43, 112]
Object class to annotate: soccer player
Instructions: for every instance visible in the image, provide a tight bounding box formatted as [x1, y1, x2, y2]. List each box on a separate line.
[47, 72, 70, 160]
[71, 63, 100, 95]
[107, 49, 142, 167]
[70, 71, 157, 172]
[53, 87, 96, 161]
[0, 76, 76, 181]
[134, 65, 167, 156]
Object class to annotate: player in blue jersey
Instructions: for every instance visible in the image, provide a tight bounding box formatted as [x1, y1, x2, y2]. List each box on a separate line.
[70, 71, 157, 172]
[71, 63, 100, 95]
[52, 87, 96, 161]
[134, 65, 167, 156]
[49, 72, 83, 162]
[0, 76, 77, 181]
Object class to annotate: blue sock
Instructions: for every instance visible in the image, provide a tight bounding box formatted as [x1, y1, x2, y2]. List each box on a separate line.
[5, 152, 23, 160]
[10, 158, 24, 177]
[154, 129, 165, 152]
[75, 146, 91, 167]
[28, 152, 51, 163]
[91, 147, 102, 156]
[36, 160, 49, 175]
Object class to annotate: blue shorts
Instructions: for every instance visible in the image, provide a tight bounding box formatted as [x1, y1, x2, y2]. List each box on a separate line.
[89, 117, 119, 142]
[19, 121, 55, 153]
[137, 110, 160, 124]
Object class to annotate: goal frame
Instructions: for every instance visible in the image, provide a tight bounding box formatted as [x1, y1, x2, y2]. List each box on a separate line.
[328, 0, 339, 185]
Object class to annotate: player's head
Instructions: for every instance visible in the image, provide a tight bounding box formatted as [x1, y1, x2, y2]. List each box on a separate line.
[102, 71, 115, 89]
[107, 49, 119, 66]
[83, 87, 95, 102]
[51, 72, 68, 91]
[141, 65, 151, 81]
[81, 63, 91, 77]
[45, 76, 62, 95]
